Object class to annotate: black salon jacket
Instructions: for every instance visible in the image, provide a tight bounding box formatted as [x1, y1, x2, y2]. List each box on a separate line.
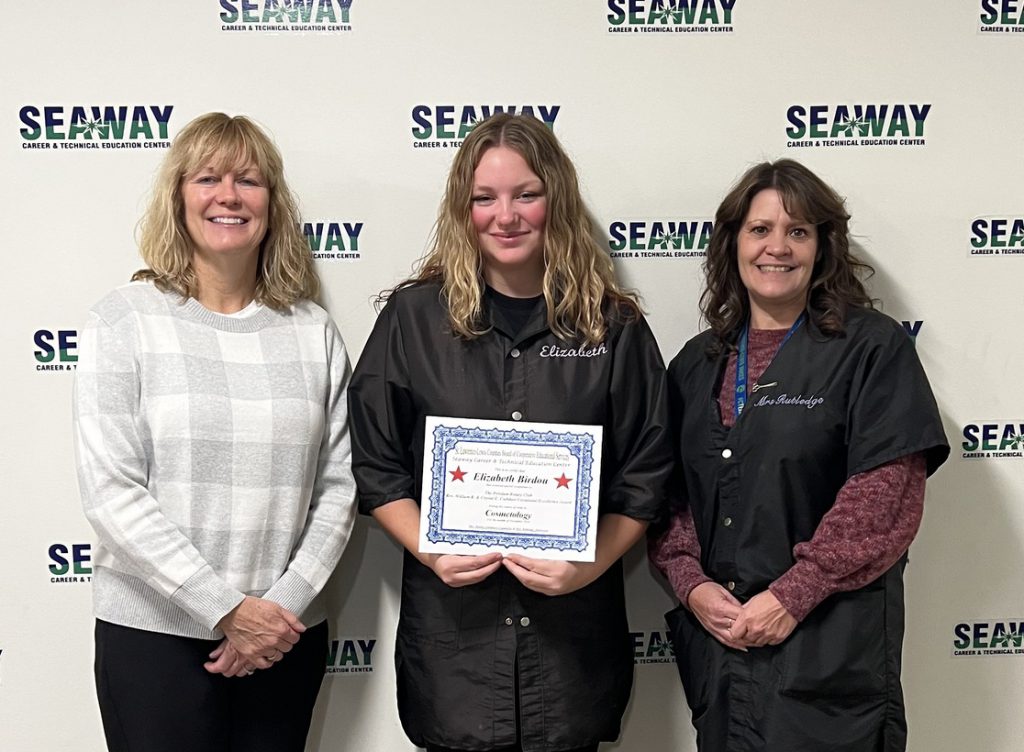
[666, 308, 948, 752]
[348, 282, 671, 751]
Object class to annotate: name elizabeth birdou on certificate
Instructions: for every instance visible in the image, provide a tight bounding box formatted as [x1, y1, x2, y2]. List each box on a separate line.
[418, 416, 603, 562]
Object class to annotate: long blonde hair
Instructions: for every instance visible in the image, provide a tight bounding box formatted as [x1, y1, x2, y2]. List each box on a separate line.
[387, 113, 637, 345]
[133, 112, 318, 309]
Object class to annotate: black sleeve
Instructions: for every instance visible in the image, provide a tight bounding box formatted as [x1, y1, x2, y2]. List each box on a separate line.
[348, 301, 419, 513]
[601, 314, 673, 522]
[663, 348, 691, 517]
[846, 319, 949, 478]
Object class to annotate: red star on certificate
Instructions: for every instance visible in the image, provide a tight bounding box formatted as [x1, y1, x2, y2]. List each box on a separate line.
[450, 466, 467, 482]
[555, 473, 572, 489]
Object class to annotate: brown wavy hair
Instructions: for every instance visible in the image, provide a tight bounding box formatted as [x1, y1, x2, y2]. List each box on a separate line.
[700, 159, 874, 353]
[132, 112, 318, 309]
[384, 113, 638, 345]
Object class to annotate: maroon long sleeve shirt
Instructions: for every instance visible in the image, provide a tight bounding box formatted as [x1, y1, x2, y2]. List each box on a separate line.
[649, 327, 927, 621]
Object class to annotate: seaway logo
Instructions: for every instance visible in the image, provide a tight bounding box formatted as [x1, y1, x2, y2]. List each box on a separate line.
[961, 422, 1024, 459]
[786, 104, 930, 149]
[607, 0, 736, 33]
[969, 217, 1024, 257]
[608, 219, 713, 260]
[410, 105, 560, 149]
[979, 0, 1024, 32]
[632, 630, 674, 664]
[953, 620, 1024, 656]
[48, 543, 92, 583]
[326, 637, 375, 674]
[220, 0, 352, 31]
[305, 221, 363, 261]
[34, 329, 78, 371]
[20, 105, 172, 151]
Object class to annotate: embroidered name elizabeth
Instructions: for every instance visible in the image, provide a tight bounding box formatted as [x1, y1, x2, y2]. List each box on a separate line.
[539, 343, 608, 358]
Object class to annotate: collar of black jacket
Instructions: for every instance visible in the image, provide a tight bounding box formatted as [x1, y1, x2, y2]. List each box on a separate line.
[483, 288, 549, 343]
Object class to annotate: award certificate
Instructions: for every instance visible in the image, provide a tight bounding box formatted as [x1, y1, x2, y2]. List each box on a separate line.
[418, 416, 603, 561]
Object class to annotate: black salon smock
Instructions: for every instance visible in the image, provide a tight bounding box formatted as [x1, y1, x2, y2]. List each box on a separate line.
[667, 309, 948, 752]
[348, 283, 671, 751]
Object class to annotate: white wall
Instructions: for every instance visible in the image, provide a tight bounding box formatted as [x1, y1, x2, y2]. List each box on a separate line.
[2, 2, 1021, 750]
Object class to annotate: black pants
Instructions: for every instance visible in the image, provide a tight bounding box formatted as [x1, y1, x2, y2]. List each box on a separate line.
[94, 619, 327, 752]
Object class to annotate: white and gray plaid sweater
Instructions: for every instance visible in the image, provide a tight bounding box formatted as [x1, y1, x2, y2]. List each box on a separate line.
[73, 282, 356, 639]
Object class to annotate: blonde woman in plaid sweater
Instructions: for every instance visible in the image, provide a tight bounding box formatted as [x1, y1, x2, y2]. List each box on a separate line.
[73, 113, 355, 752]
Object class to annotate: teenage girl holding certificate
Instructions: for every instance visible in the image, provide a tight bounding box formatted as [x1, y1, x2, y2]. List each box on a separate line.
[348, 113, 672, 752]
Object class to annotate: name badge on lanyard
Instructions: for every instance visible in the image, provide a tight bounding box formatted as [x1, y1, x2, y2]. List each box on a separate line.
[734, 314, 805, 417]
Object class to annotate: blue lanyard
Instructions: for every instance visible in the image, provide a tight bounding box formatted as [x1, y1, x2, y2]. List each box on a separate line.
[734, 314, 805, 417]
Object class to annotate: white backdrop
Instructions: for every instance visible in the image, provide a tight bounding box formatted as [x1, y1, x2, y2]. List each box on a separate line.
[2, 2, 1022, 750]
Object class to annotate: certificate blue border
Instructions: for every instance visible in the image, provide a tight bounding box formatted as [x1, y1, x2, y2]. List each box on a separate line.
[424, 424, 597, 552]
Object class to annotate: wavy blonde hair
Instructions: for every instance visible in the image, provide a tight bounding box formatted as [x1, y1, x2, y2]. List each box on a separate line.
[387, 113, 637, 345]
[132, 112, 318, 309]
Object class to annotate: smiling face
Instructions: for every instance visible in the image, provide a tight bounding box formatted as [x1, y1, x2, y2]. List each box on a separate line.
[470, 145, 548, 297]
[736, 188, 819, 328]
[181, 161, 269, 264]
